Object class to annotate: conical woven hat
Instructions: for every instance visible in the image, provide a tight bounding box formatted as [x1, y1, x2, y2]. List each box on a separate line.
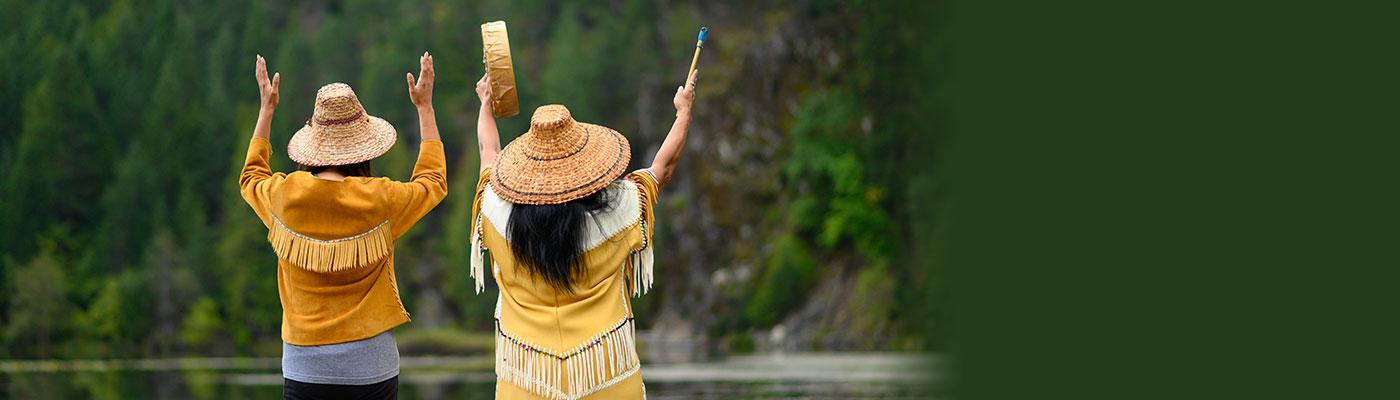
[288, 83, 397, 167]
[492, 105, 631, 205]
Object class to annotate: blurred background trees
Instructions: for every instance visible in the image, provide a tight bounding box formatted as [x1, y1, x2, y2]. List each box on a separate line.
[0, 0, 940, 359]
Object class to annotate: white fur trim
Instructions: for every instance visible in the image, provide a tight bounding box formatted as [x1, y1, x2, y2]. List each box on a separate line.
[481, 180, 641, 252]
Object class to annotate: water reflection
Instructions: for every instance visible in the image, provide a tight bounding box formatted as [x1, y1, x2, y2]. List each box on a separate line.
[1, 353, 939, 399]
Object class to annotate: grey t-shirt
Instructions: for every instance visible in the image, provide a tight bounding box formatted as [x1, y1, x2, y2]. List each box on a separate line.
[282, 330, 399, 385]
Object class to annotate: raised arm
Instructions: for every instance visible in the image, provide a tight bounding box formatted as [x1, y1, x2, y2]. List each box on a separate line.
[389, 51, 449, 238]
[648, 70, 698, 187]
[252, 54, 280, 140]
[239, 54, 284, 227]
[407, 51, 440, 142]
[475, 73, 501, 171]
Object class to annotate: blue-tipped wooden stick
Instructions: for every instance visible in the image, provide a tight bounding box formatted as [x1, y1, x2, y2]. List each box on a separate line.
[686, 27, 708, 83]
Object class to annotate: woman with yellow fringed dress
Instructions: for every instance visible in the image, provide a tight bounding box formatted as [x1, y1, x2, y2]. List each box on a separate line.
[239, 53, 447, 399]
[466, 66, 699, 399]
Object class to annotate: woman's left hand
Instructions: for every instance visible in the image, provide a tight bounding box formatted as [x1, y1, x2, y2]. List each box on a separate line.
[255, 55, 280, 112]
[407, 51, 435, 109]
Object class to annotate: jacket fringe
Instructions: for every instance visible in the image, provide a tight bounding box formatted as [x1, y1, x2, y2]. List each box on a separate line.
[269, 214, 392, 273]
[470, 215, 487, 294]
[470, 172, 491, 294]
[626, 219, 656, 297]
[626, 171, 657, 297]
[496, 317, 640, 400]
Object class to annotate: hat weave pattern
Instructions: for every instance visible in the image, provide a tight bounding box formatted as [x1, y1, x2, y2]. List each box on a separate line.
[492, 105, 631, 205]
[288, 83, 397, 167]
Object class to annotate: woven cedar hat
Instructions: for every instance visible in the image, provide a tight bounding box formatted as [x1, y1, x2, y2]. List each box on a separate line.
[288, 83, 397, 166]
[492, 105, 631, 205]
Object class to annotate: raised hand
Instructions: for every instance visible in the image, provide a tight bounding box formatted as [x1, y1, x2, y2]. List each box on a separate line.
[673, 69, 697, 117]
[651, 69, 699, 187]
[475, 72, 500, 170]
[255, 55, 281, 111]
[475, 72, 493, 109]
[407, 51, 435, 109]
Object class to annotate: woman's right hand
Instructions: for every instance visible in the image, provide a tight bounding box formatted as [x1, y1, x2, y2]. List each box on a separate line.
[673, 69, 697, 117]
[255, 55, 280, 112]
[475, 73, 494, 110]
[649, 69, 700, 187]
[407, 52, 435, 110]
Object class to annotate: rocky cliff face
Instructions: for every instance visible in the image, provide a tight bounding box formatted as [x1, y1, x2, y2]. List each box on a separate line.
[638, 3, 917, 360]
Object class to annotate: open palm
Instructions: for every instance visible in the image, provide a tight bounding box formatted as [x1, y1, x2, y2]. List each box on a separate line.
[255, 55, 280, 110]
[407, 52, 435, 108]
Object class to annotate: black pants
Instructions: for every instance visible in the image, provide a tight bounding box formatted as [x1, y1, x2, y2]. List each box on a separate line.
[283, 376, 398, 400]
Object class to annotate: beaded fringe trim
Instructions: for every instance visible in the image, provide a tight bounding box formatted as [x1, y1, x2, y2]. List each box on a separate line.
[269, 214, 392, 273]
[470, 216, 488, 294]
[626, 219, 655, 297]
[626, 172, 655, 297]
[496, 317, 641, 400]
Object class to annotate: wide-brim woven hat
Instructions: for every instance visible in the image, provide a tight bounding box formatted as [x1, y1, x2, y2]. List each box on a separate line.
[288, 83, 397, 166]
[492, 104, 631, 205]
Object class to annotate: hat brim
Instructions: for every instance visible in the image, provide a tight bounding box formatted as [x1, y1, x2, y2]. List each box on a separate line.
[492, 123, 631, 205]
[287, 115, 397, 167]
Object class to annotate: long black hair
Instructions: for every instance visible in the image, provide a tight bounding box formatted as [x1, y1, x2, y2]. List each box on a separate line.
[299, 161, 373, 177]
[506, 187, 614, 293]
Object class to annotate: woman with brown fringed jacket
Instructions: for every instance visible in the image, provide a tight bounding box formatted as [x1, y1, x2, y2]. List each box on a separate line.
[239, 53, 447, 400]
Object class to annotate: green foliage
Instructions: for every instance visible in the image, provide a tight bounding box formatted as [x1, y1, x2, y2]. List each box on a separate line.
[141, 229, 200, 355]
[437, 150, 496, 331]
[723, 331, 756, 354]
[395, 327, 494, 356]
[539, 4, 604, 120]
[3, 245, 73, 358]
[180, 297, 223, 348]
[784, 90, 896, 260]
[731, 0, 937, 348]
[747, 88, 899, 335]
[747, 90, 904, 329]
[47, 229, 198, 358]
[212, 210, 281, 353]
[74, 276, 132, 355]
[1, 43, 113, 260]
[848, 261, 897, 348]
[744, 235, 817, 327]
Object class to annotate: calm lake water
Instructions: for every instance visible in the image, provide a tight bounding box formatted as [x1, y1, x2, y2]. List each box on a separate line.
[1, 353, 940, 399]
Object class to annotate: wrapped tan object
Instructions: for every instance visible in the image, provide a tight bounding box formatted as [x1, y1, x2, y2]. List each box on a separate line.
[481, 21, 519, 118]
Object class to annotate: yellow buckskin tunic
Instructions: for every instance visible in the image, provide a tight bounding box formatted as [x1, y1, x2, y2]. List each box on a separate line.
[469, 168, 660, 400]
[239, 137, 448, 345]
